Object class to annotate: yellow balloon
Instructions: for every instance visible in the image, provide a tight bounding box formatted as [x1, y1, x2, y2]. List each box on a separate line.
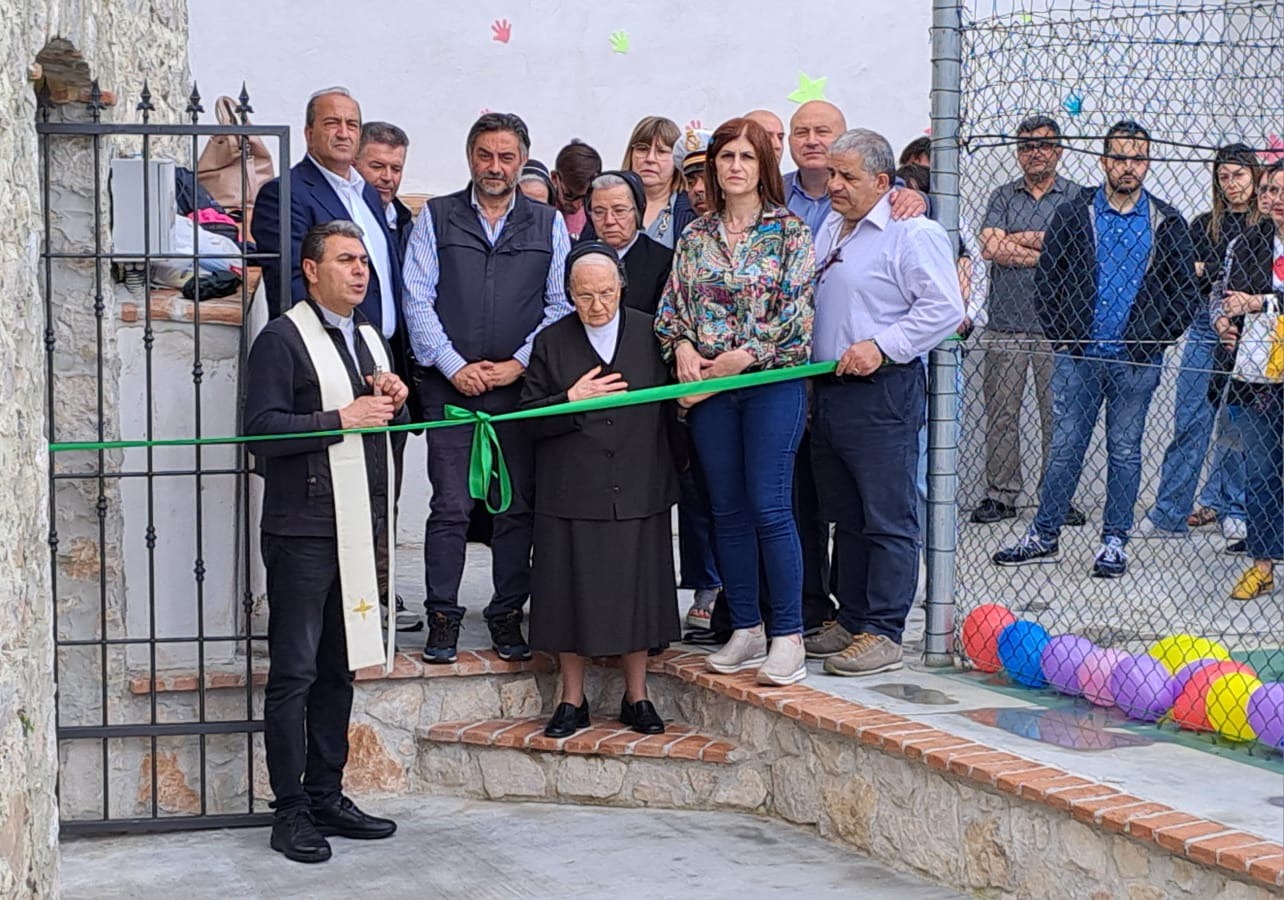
[1147, 634, 1231, 674]
[1206, 672, 1263, 742]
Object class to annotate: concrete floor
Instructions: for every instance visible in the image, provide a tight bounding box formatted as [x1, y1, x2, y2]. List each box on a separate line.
[60, 796, 962, 900]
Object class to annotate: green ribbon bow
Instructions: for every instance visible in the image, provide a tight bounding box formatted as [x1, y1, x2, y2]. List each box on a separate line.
[444, 405, 512, 514]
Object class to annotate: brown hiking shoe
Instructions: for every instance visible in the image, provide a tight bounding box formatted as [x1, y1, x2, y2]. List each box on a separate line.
[803, 621, 854, 659]
[822, 634, 904, 677]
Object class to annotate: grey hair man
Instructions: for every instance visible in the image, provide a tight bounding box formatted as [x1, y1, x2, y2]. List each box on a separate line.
[804, 128, 964, 677]
[402, 112, 572, 665]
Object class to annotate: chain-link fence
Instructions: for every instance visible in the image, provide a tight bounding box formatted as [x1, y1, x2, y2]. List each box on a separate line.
[948, 0, 1284, 751]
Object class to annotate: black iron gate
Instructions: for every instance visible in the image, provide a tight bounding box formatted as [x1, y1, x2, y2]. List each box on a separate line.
[39, 79, 290, 834]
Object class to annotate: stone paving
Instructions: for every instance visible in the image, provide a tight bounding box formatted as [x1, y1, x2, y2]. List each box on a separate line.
[59, 796, 963, 900]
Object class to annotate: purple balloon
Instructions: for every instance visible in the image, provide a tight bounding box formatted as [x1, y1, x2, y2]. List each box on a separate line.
[1247, 682, 1284, 750]
[1040, 635, 1098, 695]
[1110, 654, 1178, 722]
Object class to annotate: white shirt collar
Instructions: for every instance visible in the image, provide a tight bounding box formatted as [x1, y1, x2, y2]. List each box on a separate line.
[617, 234, 639, 257]
[309, 154, 364, 194]
[384, 200, 398, 228]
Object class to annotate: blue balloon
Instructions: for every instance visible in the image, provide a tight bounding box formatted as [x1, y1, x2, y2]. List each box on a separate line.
[997, 621, 1052, 688]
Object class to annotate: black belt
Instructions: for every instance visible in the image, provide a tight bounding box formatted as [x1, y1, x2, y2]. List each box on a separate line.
[817, 361, 918, 385]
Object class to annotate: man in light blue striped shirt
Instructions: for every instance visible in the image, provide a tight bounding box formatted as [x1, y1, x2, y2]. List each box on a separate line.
[402, 113, 571, 666]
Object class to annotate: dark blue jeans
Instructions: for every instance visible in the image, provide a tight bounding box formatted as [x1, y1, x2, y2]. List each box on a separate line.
[1240, 399, 1284, 561]
[811, 365, 925, 644]
[677, 429, 721, 591]
[1034, 354, 1162, 543]
[688, 379, 806, 637]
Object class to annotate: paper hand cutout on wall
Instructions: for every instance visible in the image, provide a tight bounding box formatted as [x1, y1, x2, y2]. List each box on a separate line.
[787, 72, 828, 104]
[1062, 93, 1083, 116]
[610, 31, 630, 53]
[491, 19, 512, 43]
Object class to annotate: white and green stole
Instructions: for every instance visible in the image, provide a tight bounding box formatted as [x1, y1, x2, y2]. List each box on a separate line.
[284, 301, 395, 672]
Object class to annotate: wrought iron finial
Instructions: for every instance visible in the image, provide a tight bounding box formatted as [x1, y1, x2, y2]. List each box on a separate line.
[137, 80, 154, 124]
[87, 79, 105, 122]
[236, 82, 253, 124]
[186, 82, 204, 123]
[36, 79, 53, 122]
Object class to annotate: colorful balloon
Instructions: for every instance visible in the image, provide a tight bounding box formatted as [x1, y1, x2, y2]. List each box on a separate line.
[1172, 661, 1256, 731]
[1147, 634, 1230, 675]
[1246, 683, 1284, 750]
[1040, 634, 1097, 695]
[1076, 648, 1130, 707]
[997, 621, 1051, 688]
[962, 604, 1017, 673]
[1109, 654, 1178, 722]
[1206, 672, 1264, 742]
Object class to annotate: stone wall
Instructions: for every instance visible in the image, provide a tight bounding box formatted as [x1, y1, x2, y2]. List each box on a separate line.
[0, 4, 190, 896]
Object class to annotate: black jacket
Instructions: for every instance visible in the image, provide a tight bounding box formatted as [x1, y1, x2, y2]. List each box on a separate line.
[391, 195, 415, 261]
[1034, 189, 1201, 362]
[622, 234, 675, 316]
[1222, 221, 1284, 408]
[518, 308, 679, 521]
[243, 299, 408, 537]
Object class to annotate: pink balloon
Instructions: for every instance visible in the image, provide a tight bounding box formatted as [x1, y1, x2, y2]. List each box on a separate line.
[1173, 657, 1227, 694]
[1076, 649, 1130, 707]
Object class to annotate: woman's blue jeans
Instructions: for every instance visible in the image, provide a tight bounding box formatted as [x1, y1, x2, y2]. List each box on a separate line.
[687, 379, 806, 637]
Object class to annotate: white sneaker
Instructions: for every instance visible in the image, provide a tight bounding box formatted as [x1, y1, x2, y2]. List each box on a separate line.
[756, 634, 807, 686]
[706, 627, 768, 674]
[1221, 517, 1247, 541]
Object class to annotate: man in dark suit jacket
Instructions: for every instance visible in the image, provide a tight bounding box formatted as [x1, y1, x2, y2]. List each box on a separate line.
[252, 88, 404, 344]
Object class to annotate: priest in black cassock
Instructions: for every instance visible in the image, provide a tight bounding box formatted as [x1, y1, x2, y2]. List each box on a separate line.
[583, 170, 675, 315]
[519, 242, 681, 739]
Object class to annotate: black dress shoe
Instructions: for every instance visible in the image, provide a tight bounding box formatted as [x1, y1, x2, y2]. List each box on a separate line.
[270, 808, 332, 863]
[619, 698, 665, 734]
[683, 628, 732, 646]
[970, 498, 1016, 524]
[311, 795, 396, 840]
[1065, 506, 1087, 527]
[544, 700, 590, 738]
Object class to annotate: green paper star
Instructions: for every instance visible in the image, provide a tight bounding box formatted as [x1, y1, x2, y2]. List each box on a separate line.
[787, 72, 828, 104]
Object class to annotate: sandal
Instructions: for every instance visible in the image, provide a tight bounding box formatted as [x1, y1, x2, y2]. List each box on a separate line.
[684, 589, 718, 629]
[1186, 506, 1218, 528]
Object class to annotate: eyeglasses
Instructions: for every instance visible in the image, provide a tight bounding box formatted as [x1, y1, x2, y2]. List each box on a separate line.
[1017, 139, 1057, 154]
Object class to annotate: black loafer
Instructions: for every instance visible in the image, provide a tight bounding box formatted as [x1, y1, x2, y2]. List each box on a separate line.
[969, 498, 1016, 524]
[1065, 506, 1087, 527]
[311, 795, 396, 840]
[544, 700, 590, 738]
[683, 628, 732, 646]
[619, 698, 665, 734]
[270, 808, 332, 863]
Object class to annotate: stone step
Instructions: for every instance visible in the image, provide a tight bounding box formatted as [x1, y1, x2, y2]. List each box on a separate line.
[418, 716, 741, 764]
[128, 649, 556, 694]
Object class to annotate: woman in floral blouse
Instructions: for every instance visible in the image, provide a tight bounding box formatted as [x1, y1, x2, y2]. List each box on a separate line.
[655, 117, 816, 686]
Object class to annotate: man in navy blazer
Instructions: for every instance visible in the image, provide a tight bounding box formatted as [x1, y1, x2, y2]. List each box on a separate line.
[253, 87, 404, 352]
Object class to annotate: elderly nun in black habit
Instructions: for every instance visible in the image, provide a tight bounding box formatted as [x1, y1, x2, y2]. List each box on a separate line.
[519, 241, 681, 738]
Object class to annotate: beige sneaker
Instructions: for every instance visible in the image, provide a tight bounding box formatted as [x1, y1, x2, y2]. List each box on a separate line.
[803, 621, 854, 659]
[706, 626, 768, 674]
[757, 634, 807, 686]
[822, 633, 904, 677]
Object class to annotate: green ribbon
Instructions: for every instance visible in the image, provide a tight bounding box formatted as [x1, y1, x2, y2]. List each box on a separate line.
[48, 360, 840, 513]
